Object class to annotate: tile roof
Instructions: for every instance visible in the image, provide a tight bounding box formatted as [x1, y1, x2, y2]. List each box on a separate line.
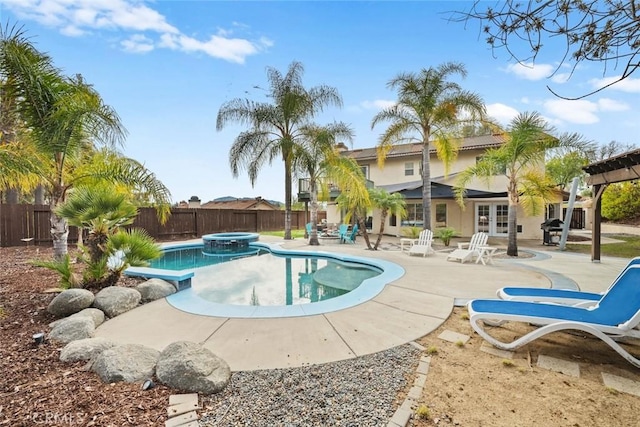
[201, 198, 278, 210]
[343, 134, 506, 161]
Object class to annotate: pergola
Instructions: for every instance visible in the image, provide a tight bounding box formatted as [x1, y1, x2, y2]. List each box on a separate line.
[583, 149, 640, 262]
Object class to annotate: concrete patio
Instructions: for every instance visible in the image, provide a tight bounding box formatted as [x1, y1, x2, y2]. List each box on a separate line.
[95, 235, 630, 372]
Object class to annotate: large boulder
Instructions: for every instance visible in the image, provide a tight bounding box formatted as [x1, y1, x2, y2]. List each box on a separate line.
[60, 337, 116, 363]
[93, 287, 141, 318]
[50, 308, 105, 329]
[92, 344, 159, 383]
[135, 278, 176, 302]
[47, 289, 95, 317]
[48, 317, 95, 343]
[156, 341, 231, 395]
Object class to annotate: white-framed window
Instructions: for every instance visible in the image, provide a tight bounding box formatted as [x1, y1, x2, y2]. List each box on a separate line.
[401, 202, 423, 227]
[360, 165, 369, 179]
[404, 162, 414, 176]
[435, 203, 447, 227]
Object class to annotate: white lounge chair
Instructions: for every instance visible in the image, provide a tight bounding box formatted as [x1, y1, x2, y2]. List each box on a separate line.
[446, 232, 488, 264]
[467, 265, 640, 368]
[407, 229, 434, 257]
[497, 257, 640, 306]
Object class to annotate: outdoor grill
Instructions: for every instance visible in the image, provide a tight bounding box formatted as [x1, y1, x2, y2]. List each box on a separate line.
[541, 218, 564, 246]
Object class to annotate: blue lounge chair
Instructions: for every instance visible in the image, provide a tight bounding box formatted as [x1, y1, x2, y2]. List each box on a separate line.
[497, 257, 640, 306]
[342, 224, 359, 244]
[468, 265, 640, 368]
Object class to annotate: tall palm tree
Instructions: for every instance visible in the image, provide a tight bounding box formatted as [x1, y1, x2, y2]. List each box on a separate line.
[369, 188, 406, 250]
[292, 123, 368, 245]
[371, 62, 487, 230]
[0, 76, 42, 199]
[1, 28, 171, 259]
[217, 61, 343, 240]
[455, 111, 584, 256]
[335, 187, 374, 250]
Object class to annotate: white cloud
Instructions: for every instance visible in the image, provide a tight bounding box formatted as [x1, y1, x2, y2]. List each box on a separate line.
[2, 0, 269, 63]
[486, 103, 519, 125]
[597, 98, 629, 112]
[589, 76, 640, 93]
[158, 31, 271, 64]
[360, 100, 396, 110]
[543, 96, 630, 124]
[550, 72, 571, 84]
[60, 25, 85, 37]
[543, 99, 599, 124]
[121, 34, 154, 53]
[520, 97, 530, 104]
[505, 62, 555, 81]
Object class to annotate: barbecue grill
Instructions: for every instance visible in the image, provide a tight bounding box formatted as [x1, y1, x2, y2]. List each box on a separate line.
[541, 218, 563, 245]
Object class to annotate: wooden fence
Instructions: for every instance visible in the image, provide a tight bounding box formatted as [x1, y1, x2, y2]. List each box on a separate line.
[0, 204, 325, 247]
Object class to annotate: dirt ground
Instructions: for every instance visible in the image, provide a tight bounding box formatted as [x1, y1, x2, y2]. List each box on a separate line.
[412, 307, 640, 426]
[0, 246, 170, 426]
[2, 245, 640, 426]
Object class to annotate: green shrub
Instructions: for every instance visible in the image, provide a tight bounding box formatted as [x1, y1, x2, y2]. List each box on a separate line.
[415, 405, 430, 420]
[436, 227, 457, 246]
[602, 182, 640, 221]
[402, 226, 421, 239]
[426, 345, 438, 355]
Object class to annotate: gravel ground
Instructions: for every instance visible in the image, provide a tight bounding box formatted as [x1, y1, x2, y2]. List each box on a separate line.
[200, 344, 421, 427]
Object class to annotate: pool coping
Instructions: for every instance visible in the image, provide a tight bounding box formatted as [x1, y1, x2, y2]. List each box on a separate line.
[129, 241, 406, 319]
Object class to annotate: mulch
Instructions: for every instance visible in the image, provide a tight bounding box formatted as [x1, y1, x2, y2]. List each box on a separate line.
[0, 246, 170, 426]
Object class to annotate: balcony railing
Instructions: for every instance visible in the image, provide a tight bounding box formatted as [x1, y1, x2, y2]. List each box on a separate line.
[297, 178, 374, 202]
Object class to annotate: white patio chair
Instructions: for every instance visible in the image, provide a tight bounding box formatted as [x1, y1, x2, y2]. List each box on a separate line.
[407, 229, 434, 257]
[446, 232, 488, 264]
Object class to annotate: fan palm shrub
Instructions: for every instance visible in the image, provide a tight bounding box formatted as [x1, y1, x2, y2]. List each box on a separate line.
[38, 186, 162, 289]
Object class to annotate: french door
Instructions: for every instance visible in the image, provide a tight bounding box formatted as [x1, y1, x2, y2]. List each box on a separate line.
[475, 203, 509, 236]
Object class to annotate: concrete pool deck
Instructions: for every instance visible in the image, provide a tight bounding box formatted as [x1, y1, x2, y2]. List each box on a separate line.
[94, 235, 630, 372]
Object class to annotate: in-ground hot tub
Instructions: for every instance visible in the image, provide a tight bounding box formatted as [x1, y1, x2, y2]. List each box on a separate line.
[202, 232, 260, 256]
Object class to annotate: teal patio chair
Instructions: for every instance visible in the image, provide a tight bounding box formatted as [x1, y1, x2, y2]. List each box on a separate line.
[338, 224, 349, 243]
[342, 223, 359, 244]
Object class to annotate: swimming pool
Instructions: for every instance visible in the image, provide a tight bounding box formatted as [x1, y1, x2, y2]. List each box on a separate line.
[137, 241, 404, 318]
[150, 246, 382, 306]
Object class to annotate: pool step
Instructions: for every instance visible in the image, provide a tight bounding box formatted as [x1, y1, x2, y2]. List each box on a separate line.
[125, 267, 194, 291]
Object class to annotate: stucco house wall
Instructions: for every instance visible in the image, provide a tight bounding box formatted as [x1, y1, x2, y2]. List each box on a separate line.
[327, 134, 552, 240]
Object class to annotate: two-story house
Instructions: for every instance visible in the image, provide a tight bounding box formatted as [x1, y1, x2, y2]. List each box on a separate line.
[324, 134, 556, 240]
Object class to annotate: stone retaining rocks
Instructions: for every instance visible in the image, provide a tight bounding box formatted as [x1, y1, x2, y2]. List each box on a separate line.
[50, 307, 105, 329]
[135, 278, 176, 302]
[156, 341, 231, 395]
[91, 344, 159, 383]
[47, 289, 95, 317]
[48, 317, 95, 343]
[93, 287, 141, 318]
[60, 337, 116, 363]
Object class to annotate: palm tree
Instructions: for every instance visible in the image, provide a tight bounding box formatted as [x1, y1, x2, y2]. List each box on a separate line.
[0, 77, 42, 199]
[293, 123, 368, 245]
[454, 111, 584, 256]
[1, 28, 171, 259]
[217, 61, 343, 240]
[369, 188, 406, 250]
[335, 187, 374, 250]
[371, 62, 487, 230]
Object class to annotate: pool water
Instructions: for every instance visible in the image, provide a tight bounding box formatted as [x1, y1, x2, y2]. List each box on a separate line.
[151, 247, 381, 307]
[149, 247, 263, 270]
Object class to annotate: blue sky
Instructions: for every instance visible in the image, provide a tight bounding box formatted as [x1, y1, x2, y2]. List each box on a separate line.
[1, 1, 638, 204]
